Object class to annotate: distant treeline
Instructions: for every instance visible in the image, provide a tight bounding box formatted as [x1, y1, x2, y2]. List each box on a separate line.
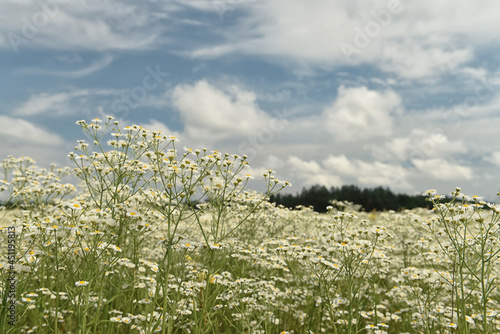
[270, 184, 431, 212]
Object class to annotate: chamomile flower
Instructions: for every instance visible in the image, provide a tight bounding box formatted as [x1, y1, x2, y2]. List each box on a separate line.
[75, 281, 89, 287]
[126, 210, 140, 218]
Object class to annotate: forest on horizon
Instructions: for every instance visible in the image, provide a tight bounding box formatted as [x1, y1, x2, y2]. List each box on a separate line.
[270, 184, 432, 212]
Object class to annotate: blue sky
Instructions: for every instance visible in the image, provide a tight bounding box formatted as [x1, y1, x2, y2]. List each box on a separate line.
[1, 0, 500, 199]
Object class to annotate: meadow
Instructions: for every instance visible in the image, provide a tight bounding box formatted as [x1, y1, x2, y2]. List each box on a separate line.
[1, 117, 500, 334]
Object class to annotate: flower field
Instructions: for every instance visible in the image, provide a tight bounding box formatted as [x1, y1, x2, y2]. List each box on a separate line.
[1, 117, 500, 334]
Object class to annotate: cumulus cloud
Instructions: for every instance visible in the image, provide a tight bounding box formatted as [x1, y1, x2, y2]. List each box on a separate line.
[287, 156, 343, 188]
[171, 80, 272, 143]
[260, 154, 412, 192]
[323, 86, 402, 142]
[412, 158, 472, 181]
[0, 116, 67, 165]
[369, 129, 467, 161]
[323, 154, 411, 188]
[378, 37, 473, 79]
[0, 116, 64, 146]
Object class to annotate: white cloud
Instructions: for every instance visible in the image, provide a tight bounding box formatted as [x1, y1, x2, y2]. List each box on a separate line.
[287, 156, 343, 188]
[12, 88, 123, 117]
[485, 152, 500, 167]
[172, 0, 236, 14]
[0, 116, 64, 146]
[370, 129, 467, 161]
[189, 0, 498, 79]
[322, 155, 411, 188]
[20, 55, 114, 78]
[413, 158, 472, 181]
[0, 116, 67, 166]
[378, 37, 473, 79]
[171, 80, 271, 143]
[0, 1, 163, 52]
[1, 0, 495, 80]
[13, 90, 91, 116]
[323, 86, 402, 142]
[259, 154, 412, 192]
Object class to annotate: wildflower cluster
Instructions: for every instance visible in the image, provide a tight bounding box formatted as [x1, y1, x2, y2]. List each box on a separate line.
[0, 156, 75, 215]
[1, 117, 500, 333]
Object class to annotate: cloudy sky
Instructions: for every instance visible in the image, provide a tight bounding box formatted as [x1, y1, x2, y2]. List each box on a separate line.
[1, 0, 500, 199]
